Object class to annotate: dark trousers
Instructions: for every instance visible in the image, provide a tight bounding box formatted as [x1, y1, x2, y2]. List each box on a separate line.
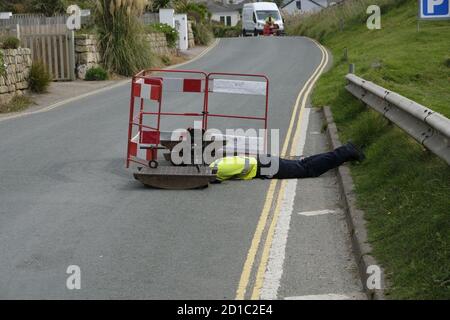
[257, 145, 355, 179]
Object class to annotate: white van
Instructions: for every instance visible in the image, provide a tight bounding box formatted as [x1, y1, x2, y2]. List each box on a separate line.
[242, 2, 284, 36]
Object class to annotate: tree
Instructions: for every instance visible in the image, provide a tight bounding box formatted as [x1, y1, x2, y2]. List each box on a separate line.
[30, 0, 66, 16]
[152, 0, 171, 12]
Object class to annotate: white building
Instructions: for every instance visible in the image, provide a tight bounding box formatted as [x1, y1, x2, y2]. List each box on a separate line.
[204, 0, 250, 27]
[281, 0, 329, 15]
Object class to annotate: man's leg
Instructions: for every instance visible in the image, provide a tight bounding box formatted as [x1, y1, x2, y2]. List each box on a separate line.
[259, 142, 364, 179]
[297, 144, 358, 177]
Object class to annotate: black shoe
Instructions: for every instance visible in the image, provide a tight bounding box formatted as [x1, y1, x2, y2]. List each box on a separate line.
[345, 141, 366, 162]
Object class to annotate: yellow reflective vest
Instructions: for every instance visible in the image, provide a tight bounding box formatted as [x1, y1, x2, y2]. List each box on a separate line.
[209, 156, 258, 181]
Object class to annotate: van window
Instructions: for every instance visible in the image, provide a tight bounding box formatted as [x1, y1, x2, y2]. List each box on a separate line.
[252, 12, 257, 23]
[256, 10, 281, 21]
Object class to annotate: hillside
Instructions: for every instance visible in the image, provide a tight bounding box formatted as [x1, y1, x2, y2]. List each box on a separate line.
[287, 0, 450, 299]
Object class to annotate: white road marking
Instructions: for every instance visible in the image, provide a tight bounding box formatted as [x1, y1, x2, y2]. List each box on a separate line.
[309, 131, 322, 135]
[284, 294, 354, 300]
[258, 40, 329, 300]
[259, 107, 310, 300]
[298, 209, 339, 216]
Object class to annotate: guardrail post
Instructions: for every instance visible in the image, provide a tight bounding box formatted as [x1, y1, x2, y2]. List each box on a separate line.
[349, 63, 355, 74]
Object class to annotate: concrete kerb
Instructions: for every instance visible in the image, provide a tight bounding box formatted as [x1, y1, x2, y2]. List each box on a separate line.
[323, 106, 385, 300]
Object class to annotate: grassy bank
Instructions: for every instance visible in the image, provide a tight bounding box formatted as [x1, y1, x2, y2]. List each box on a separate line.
[287, 0, 450, 299]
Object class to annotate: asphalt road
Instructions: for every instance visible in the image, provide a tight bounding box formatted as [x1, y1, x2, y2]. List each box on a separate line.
[0, 37, 362, 299]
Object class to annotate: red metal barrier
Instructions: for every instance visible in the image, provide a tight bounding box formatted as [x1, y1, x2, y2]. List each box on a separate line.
[126, 69, 270, 168]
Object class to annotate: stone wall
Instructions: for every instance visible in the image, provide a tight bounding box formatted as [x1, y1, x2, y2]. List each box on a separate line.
[0, 48, 32, 105]
[75, 34, 101, 80]
[188, 21, 195, 49]
[146, 32, 176, 56]
[75, 32, 176, 79]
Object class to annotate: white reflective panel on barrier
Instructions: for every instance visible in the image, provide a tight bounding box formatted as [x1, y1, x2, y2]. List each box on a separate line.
[162, 78, 184, 92]
[211, 79, 266, 96]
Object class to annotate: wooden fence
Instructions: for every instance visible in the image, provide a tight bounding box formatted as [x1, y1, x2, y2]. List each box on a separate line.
[0, 12, 159, 81]
[21, 32, 76, 81]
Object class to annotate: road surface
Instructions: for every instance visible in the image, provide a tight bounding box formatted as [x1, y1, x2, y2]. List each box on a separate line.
[0, 37, 363, 299]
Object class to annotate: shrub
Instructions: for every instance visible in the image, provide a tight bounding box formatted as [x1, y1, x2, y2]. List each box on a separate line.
[29, 61, 52, 93]
[152, 0, 171, 12]
[30, 0, 66, 16]
[192, 23, 213, 45]
[161, 55, 171, 65]
[173, 1, 210, 23]
[85, 66, 108, 81]
[445, 57, 450, 68]
[1, 36, 20, 49]
[0, 95, 33, 113]
[0, 51, 5, 76]
[147, 23, 179, 48]
[212, 22, 241, 38]
[95, 0, 153, 76]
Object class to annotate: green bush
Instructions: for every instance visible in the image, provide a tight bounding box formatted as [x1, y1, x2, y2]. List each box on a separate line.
[173, 1, 210, 23]
[1, 36, 20, 49]
[147, 23, 179, 48]
[212, 22, 241, 38]
[0, 51, 5, 76]
[0, 95, 33, 113]
[85, 66, 108, 81]
[445, 57, 450, 68]
[161, 55, 171, 65]
[95, 0, 153, 76]
[29, 61, 52, 93]
[192, 22, 213, 45]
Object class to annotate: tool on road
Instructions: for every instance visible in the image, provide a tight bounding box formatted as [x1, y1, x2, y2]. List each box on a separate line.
[126, 68, 270, 189]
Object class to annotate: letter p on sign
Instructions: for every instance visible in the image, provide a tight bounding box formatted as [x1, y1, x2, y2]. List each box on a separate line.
[420, 0, 450, 19]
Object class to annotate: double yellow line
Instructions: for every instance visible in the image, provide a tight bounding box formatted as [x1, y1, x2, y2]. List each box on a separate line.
[235, 39, 329, 300]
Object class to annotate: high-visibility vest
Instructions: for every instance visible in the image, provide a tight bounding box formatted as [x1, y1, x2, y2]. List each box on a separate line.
[209, 156, 258, 181]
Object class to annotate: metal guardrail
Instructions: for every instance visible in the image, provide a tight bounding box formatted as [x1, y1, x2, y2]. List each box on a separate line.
[345, 73, 450, 165]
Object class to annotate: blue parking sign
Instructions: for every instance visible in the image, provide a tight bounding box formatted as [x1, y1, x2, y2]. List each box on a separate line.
[420, 0, 450, 19]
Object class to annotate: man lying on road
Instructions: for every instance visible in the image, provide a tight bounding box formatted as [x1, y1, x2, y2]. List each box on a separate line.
[209, 142, 365, 182]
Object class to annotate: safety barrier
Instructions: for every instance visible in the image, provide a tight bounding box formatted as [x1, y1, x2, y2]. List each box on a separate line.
[126, 69, 269, 168]
[345, 73, 450, 165]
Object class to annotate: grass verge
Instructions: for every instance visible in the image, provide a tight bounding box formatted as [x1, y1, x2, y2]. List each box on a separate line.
[0, 95, 33, 113]
[288, 0, 450, 299]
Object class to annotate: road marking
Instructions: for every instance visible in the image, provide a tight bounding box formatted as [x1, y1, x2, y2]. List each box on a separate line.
[236, 38, 329, 300]
[250, 40, 329, 300]
[235, 41, 328, 300]
[259, 108, 310, 300]
[298, 209, 339, 216]
[284, 293, 354, 300]
[310, 131, 321, 135]
[0, 39, 221, 123]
